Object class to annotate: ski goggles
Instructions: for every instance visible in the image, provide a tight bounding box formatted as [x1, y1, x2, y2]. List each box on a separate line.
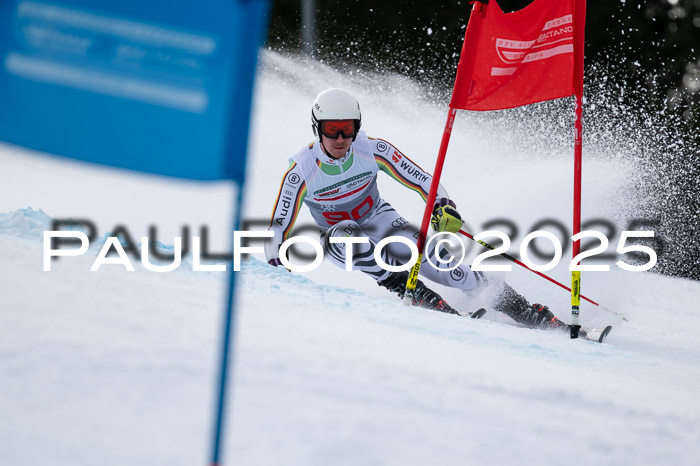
[320, 120, 357, 139]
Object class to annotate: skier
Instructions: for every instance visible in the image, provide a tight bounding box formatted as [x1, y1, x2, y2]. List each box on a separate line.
[265, 88, 564, 329]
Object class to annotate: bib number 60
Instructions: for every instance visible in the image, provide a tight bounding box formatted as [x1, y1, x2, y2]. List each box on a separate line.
[322, 196, 374, 225]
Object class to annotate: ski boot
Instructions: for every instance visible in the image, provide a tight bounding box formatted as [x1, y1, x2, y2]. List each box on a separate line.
[529, 303, 567, 329]
[378, 271, 458, 315]
[494, 284, 565, 329]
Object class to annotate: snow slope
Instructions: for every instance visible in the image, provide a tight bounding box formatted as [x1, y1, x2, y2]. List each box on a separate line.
[1, 51, 699, 466]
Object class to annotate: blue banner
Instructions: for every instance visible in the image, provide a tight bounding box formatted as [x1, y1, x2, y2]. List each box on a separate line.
[0, 0, 269, 181]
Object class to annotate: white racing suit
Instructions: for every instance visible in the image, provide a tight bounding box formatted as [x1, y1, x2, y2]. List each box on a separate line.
[266, 131, 566, 328]
[265, 131, 486, 294]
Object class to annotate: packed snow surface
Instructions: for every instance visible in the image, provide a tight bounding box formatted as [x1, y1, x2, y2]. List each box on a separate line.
[1, 51, 699, 466]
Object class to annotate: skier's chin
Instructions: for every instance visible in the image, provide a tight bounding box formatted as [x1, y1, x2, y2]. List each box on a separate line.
[330, 147, 348, 158]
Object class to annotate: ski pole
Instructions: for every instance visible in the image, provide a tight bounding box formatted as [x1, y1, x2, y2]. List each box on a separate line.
[458, 229, 628, 322]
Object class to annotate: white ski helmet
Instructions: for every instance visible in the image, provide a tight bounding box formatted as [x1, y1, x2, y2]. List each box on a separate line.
[311, 88, 361, 141]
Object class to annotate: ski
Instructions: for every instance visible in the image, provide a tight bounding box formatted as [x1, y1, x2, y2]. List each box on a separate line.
[576, 325, 613, 343]
[456, 307, 486, 319]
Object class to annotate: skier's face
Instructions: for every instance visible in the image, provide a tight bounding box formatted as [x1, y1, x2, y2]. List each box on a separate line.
[321, 132, 352, 159]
